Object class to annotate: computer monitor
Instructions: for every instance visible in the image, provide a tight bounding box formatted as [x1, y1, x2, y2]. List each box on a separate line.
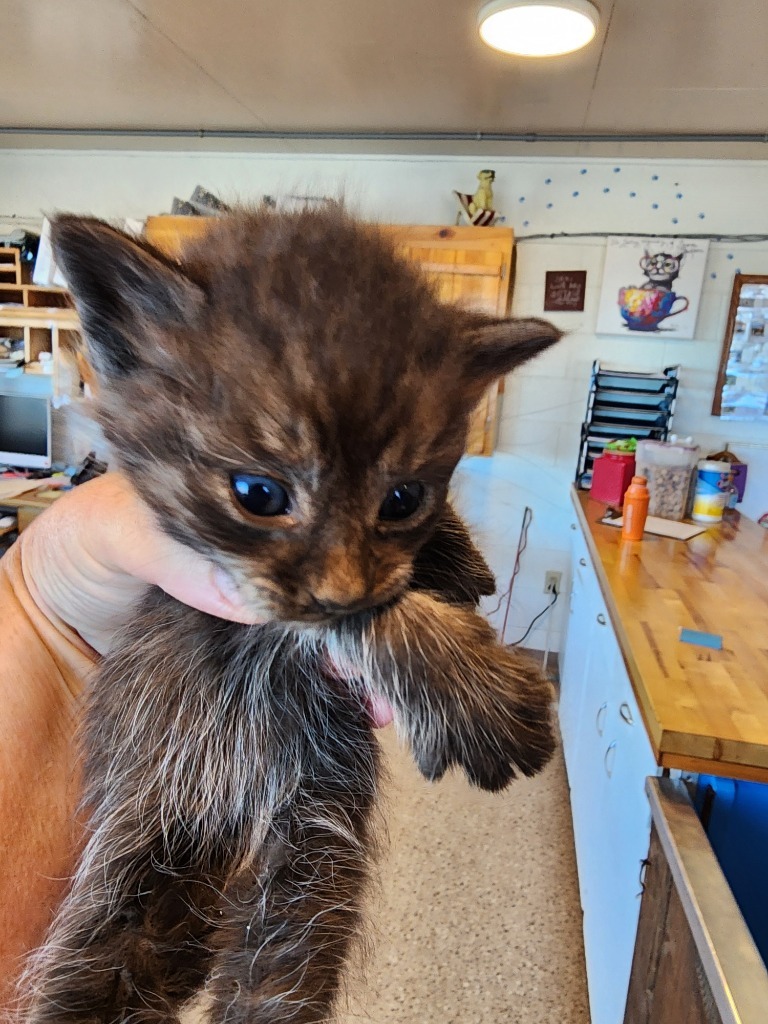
[0, 392, 52, 470]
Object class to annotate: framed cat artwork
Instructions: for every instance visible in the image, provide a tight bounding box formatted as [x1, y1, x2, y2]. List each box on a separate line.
[596, 235, 710, 339]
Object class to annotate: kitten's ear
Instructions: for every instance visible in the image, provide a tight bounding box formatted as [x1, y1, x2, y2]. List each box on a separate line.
[462, 315, 562, 388]
[51, 215, 205, 379]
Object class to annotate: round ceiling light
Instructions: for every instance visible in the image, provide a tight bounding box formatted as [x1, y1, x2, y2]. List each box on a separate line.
[478, 0, 599, 57]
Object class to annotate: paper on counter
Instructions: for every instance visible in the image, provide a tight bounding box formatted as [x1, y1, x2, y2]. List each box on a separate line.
[601, 513, 707, 541]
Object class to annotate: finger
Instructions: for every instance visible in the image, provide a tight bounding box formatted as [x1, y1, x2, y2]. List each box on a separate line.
[80, 474, 265, 625]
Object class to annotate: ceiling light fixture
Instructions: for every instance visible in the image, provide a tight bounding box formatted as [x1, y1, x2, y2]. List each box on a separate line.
[478, 0, 599, 57]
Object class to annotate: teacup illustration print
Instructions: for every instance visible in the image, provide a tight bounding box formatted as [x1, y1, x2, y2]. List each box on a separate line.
[618, 249, 689, 332]
[619, 286, 689, 332]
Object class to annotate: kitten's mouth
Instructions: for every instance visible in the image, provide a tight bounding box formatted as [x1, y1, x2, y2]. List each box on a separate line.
[286, 586, 407, 626]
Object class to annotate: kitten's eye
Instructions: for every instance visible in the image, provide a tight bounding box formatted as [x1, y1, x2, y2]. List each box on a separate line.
[379, 481, 425, 522]
[230, 473, 291, 517]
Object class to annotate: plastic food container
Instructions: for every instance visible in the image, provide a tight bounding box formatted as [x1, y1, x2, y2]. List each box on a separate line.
[590, 450, 636, 505]
[692, 460, 733, 523]
[635, 440, 699, 521]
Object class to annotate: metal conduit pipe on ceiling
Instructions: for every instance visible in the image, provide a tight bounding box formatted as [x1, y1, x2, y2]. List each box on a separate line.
[1, 128, 768, 144]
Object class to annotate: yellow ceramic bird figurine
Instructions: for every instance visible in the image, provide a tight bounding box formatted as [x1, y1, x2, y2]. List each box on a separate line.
[455, 169, 497, 226]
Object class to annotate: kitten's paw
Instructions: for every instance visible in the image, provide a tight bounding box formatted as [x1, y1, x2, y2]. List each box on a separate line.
[411, 655, 557, 792]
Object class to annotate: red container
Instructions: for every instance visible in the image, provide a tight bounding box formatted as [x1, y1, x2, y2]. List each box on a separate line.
[590, 450, 636, 505]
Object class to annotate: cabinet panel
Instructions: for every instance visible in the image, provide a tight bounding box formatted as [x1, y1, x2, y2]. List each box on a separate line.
[145, 218, 516, 456]
[559, 529, 659, 1024]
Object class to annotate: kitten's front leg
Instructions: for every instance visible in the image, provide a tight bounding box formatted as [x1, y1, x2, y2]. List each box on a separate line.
[330, 593, 556, 792]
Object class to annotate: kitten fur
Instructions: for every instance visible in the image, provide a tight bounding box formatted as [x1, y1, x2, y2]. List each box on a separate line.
[16, 207, 561, 1024]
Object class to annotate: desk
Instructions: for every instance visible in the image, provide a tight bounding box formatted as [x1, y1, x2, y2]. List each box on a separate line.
[0, 485, 65, 531]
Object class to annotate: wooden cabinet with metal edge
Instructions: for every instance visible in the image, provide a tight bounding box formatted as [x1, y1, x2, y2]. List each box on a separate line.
[624, 777, 768, 1024]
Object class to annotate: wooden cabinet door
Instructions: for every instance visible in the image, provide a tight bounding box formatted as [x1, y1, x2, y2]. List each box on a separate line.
[145, 218, 516, 456]
[382, 225, 515, 456]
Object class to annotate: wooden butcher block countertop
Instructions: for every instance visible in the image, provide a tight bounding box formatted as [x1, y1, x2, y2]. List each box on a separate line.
[572, 487, 768, 783]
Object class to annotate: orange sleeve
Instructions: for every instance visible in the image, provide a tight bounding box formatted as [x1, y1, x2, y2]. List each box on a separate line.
[0, 539, 97, 1003]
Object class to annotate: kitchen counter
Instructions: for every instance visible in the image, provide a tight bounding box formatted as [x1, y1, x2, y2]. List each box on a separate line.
[572, 486, 768, 783]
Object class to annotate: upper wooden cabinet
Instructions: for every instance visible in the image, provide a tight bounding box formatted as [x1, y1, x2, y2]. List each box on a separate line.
[145, 217, 516, 456]
[380, 225, 515, 455]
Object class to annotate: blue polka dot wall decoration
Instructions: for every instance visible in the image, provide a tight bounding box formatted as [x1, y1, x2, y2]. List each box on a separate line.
[727, 253, 734, 260]
[671, 217, 679, 225]
[580, 168, 588, 174]
[523, 220, 530, 227]
[572, 191, 580, 197]
[676, 193, 683, 199]
[613, 166, 621, 173]
[698, 213, 705, 219]
[711, 272, 717, 279]
[652, 203, 659, 210]
[629, 191, 637, 198]
[519, 196, 525, 202]
[736, 268, 742, 274]
[603, 187, 610, 193]
[544, 177, 552, 184]
[651, 174, 659, 181]
[546, 202, 553, 209]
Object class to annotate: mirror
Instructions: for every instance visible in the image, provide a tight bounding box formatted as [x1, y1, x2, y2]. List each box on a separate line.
[712, 274, 768, 419]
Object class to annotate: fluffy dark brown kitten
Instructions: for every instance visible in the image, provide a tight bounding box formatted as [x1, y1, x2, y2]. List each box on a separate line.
[20, 208, 561, 1024]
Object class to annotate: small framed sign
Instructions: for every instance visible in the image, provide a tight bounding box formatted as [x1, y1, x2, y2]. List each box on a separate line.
[544, 270, 587, 312]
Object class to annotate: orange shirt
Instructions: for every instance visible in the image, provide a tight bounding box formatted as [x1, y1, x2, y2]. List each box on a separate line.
[0, 539, 96, 1004]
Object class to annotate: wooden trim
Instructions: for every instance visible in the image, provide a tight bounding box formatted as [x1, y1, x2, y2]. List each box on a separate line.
[642, 777, 768, 1024]
[659, 753, 768, 785]
[410, 261, 503, 278]
[711, 273, 768, 417]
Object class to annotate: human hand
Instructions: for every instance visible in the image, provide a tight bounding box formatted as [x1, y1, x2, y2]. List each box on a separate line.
[20, 472, 265, 655]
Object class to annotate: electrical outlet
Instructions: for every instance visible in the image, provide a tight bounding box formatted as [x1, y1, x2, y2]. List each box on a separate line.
[544, 571, 562, 595]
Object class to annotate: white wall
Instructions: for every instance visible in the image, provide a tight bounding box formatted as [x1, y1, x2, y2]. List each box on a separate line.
[3, 150, 768, 651]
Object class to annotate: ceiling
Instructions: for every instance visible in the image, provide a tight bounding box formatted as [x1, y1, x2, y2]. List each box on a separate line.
[2, 0, 768, 155]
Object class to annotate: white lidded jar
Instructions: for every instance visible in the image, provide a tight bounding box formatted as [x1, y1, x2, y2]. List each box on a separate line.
[691, 460, 733, 523]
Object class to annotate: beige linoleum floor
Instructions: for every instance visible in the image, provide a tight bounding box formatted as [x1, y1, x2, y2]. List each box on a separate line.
[337, 725, 590, 1024]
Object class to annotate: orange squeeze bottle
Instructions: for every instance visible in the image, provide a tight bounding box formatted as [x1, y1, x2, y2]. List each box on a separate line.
[621, 475, 650, 541]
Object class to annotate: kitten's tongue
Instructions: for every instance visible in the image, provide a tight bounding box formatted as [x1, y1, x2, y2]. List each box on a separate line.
[366, 693, 395, 729]
[322, 651, 394, 729]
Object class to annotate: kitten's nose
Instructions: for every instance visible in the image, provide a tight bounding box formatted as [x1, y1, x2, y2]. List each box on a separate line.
[310, 593, 374, 616]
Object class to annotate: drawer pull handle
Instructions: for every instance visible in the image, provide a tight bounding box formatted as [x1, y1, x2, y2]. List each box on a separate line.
[619, 702, 634, 725]
[604, 741, 617, 778]
[579, 557, 587, 566]
[596, 702, 608, 736]
[596, 613, 607, 625]
[638, 857, 651, 897]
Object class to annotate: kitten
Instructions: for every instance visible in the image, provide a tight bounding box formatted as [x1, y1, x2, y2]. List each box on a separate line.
[19, 208, 561, 1024]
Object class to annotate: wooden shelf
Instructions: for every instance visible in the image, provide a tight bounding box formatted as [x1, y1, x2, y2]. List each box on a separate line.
[0, 273, 80, 397]
[0, 249, 22, 285]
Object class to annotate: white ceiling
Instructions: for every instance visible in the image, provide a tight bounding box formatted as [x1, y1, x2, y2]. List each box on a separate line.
[2, 0, 768, 154]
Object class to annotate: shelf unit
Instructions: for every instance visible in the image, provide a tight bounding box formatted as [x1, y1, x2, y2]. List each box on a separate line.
[0, 248, 23, 285]
[575, 360, 680, 489]
[0, 257, 80, 397]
